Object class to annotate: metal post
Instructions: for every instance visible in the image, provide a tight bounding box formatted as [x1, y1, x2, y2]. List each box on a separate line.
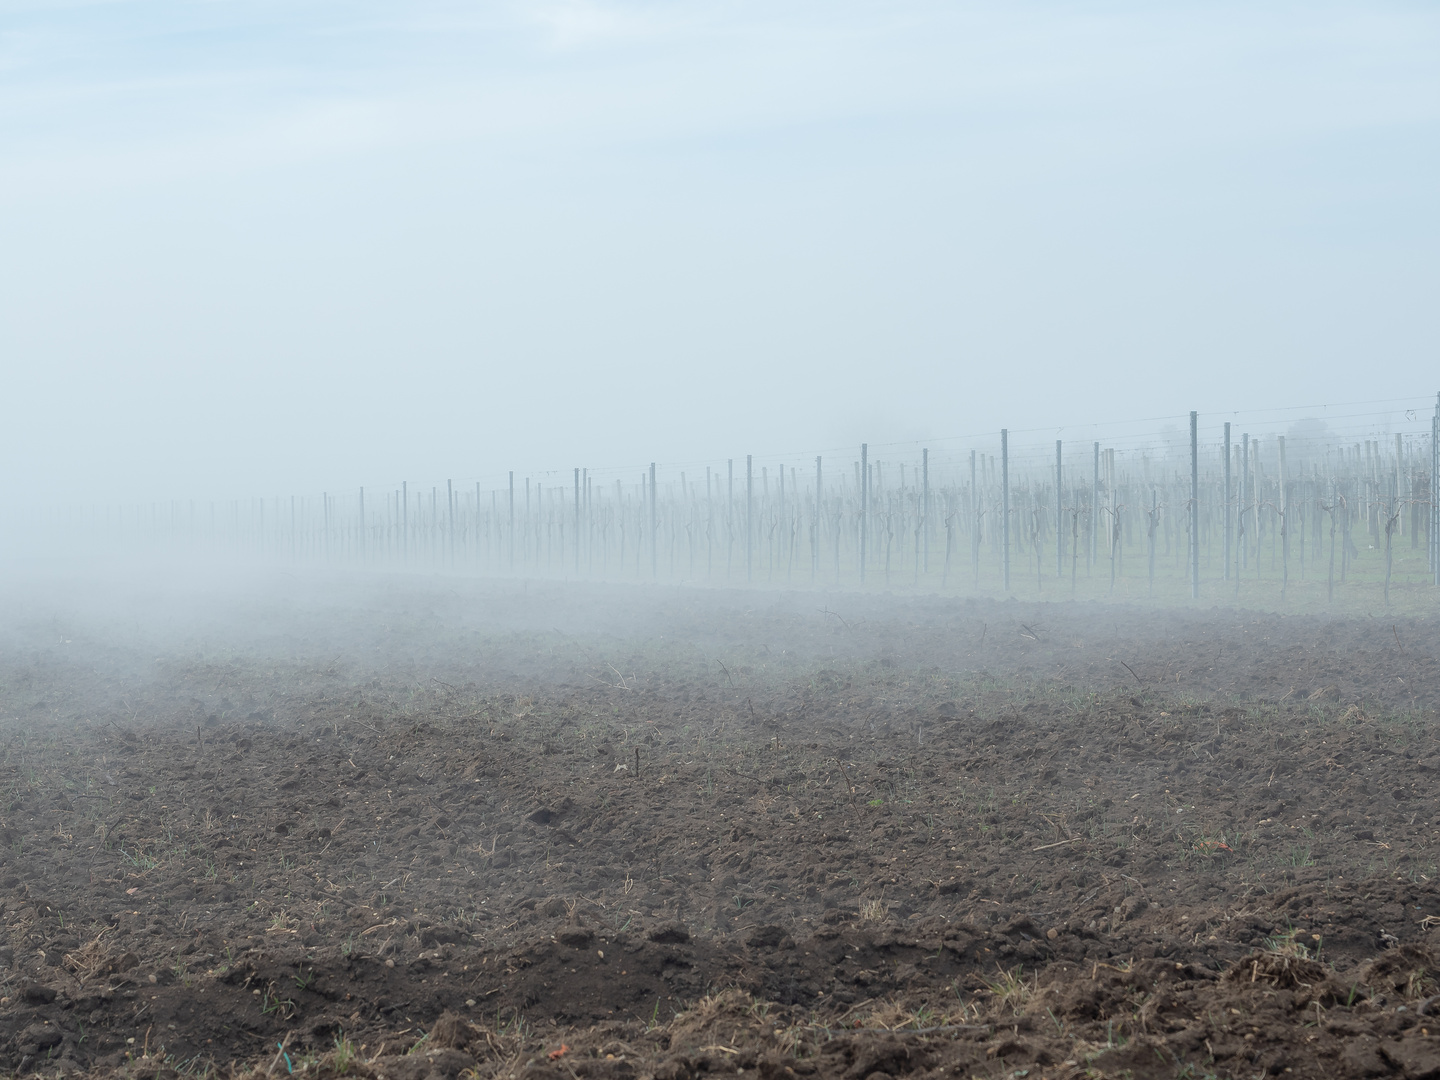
[1388, 434, 1399, 541]
[860, 444, 868, 584]
[650, 462, 658, 579]
[401, 481, 408, 564]
[1001, 429, 1010, 593]
[969, 449, 978, 588]
[1278, 435, 1289, 597]
[444, 479, 453, 567]
[725, 459, 734, 579]
[1190, 410, 1200, 599]
[574, 468, 581, 576]
[778, 464, 786, 578]
[745, 455, 753, 582]
[1223, 422, 1231, 581]
[1091, 442, 1100, 573]
[814, 455, 822, 582]
[358, 487, 365, 564]
[1433, 394, 1439, 584]
[508, 472, 514, 572]
[1055, 440, 1063, 577]
[1239, 435, 1249, 573]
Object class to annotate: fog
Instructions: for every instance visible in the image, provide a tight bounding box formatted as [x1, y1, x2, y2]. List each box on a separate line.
[3, 3, 1440, 1048]
[1, 1, 1437, 655]
[4, 1, 1439, 508]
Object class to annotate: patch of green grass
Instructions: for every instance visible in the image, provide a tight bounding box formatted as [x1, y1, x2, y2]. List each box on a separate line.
[984, 965, 1033, 1015]
[330, 1034, 358, 1075]
[1264, 927, 1311, 959]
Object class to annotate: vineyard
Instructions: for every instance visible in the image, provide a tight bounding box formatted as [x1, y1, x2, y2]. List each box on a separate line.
[34, 400, 1440, 614]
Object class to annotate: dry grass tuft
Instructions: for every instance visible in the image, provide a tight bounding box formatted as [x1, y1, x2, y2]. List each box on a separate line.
[859, 898, 889, 923]
[62, 931, 138, 985]
[62, 934, 112, 984]
[984, 965, 1034, 1015]
[1359, 944, 1438, 1000]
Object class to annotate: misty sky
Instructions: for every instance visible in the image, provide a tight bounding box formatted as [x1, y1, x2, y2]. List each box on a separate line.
[3, 1, 1438, 502]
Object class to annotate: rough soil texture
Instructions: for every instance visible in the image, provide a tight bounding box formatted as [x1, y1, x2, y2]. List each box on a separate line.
[2, 577, 1439, 1080]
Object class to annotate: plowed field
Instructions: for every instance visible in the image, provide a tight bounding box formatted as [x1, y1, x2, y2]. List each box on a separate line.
[2, 577, 1438, 1079]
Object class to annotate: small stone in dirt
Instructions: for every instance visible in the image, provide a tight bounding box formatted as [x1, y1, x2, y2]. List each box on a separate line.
[649, 923, 691, 945]
[1046, 928, 1059, 940]
[1120, 896, 1148, 921]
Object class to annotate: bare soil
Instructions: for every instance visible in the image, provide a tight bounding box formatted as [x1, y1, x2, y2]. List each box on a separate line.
[2, 578, 1440, 1080]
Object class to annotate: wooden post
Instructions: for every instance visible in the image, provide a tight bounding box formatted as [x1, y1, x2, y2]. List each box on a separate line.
[1001, 429, 1010, 593]
[922, 448, 930, 576]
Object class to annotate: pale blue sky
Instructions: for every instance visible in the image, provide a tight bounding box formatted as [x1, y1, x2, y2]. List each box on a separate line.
[2, 1, 1437, 500]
